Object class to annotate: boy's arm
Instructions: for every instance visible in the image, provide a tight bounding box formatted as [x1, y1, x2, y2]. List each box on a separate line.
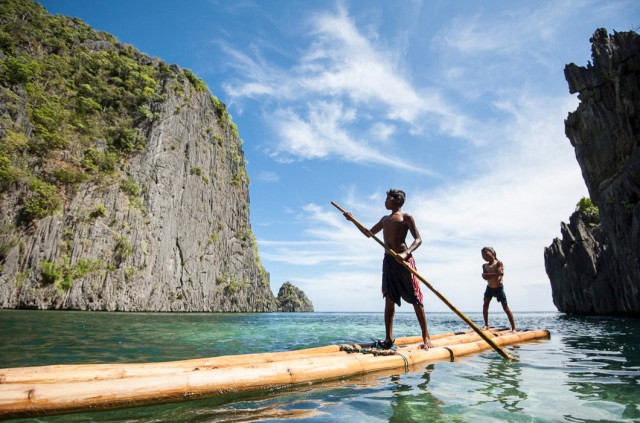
[496, 261, 504, 281]
[369, 218, 383, 236]
[482, 262, 504, 279]
[398, 214, 422, 260]
[344, 212, 380, 238]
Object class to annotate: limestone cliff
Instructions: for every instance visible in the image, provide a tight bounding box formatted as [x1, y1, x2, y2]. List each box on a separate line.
[0, 0, 313, 312]
[544, 28, 640, 315]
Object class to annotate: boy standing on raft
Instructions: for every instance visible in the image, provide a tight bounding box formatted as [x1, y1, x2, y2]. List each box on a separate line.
[344, 189, 433, 350]
[481, 246, 516, 332]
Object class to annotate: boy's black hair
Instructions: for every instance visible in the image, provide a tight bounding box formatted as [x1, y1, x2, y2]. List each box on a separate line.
[387, 189, 406, 207]
[481, 246, 497, 258]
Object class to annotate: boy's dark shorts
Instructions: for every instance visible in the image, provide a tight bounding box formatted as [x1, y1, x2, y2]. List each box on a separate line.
[382, 254, 423, 307]
[484, 285, 508, 304]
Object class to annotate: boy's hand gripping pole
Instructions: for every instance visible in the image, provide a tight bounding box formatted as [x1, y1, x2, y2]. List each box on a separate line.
[331, 201, 517, 361]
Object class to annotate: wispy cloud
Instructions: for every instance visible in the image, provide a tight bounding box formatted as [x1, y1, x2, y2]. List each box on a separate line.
[266, 101, 434, 173]
[428, 2, 588, 105]
[220, 4, 469, 171]
[434, 2, 573, 56]
[298, 5, 429, 123]
[259, 202, 380, 267]
[257, 171, 280, 183]
[220, 44, 290, 99]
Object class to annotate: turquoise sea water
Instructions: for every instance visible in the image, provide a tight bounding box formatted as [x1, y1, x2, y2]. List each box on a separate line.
[0, 310, 638, 422]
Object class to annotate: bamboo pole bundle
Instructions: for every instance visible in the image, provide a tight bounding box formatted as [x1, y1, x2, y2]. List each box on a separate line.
[0, 329, 549, 419]
[0, 329, 506, 384]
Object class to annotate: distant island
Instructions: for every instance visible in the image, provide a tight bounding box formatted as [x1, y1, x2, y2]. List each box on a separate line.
[0, 0, 313, 312]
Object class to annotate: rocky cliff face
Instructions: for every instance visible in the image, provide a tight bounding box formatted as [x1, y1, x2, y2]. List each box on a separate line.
[0, 0, 312, 312]
[544, 28, 640, 315]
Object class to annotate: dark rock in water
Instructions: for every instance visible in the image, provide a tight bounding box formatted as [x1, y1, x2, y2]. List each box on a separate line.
[544, 211, 616, 313]
[545, 28, 640, 315]
[277, 282, 314, 312]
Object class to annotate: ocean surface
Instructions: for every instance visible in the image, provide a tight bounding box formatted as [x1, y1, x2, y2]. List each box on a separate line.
[0, 310, 638, 422]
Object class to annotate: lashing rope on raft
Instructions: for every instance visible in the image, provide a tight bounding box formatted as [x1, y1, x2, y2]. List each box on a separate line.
[339, 344, 395, 355]
[396, 352, 410, 373]
[340, 338, 397, 355]
[339, 344, 362, 353]
[339, 344, 409, 372]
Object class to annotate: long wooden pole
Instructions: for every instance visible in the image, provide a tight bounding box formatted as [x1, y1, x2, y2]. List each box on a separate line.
[331, 201, 517, 361]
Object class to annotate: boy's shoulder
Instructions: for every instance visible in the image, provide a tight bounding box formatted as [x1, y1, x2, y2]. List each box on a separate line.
[484, 260, 502, 269]
[399, 211, 415, 220]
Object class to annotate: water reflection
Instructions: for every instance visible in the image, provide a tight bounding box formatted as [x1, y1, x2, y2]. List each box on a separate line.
[383, 355, 528, 422]
[383, 365, 446, 422]
[558, 315, 640, 420]
[476, 354, 526, 413]
[25, 389, 333, 423]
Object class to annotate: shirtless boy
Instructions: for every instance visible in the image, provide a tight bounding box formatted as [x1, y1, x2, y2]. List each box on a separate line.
[481, 246, 516, 332]
[344, 189, 432, 349]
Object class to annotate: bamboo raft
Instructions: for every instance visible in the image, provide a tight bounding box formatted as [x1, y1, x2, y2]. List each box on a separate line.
[0, 328, 549, 419]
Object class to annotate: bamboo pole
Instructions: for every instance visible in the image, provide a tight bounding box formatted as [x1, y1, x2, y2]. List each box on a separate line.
[331, 201, 518, 361]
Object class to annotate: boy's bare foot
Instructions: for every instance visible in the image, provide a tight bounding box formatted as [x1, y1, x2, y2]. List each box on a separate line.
[483, 325, 490, 330]
[421, 338, 433, 349]
[381, 338, 396, 350]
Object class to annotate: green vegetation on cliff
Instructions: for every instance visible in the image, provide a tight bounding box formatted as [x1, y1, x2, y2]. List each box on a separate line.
[0, 0, 242, 223]
[0, 0, 159, 219]
[576, 196, 600, 226]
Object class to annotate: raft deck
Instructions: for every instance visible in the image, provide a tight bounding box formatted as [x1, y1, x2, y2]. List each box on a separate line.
[0, 328, 550, 419]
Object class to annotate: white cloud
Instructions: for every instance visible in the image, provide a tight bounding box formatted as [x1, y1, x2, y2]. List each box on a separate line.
[290, 270, 383, 313]
[299, 6, 428, 123]
[438, 14, 513, 55]
[267, 102, 434, 173]
[219, 42, 300, 101]
[259, 203, 381, 267]
[258, 171, 280, 183]
[221, 4, 474, 168]
[369, 122, 396, 143]
[433, 2, 574, 56]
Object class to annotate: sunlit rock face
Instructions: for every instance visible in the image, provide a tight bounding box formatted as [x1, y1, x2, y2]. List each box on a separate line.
[0, 1, 315, 312]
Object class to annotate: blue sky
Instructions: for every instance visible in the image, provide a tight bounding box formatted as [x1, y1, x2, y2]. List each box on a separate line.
[38, 1, 638, 312]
